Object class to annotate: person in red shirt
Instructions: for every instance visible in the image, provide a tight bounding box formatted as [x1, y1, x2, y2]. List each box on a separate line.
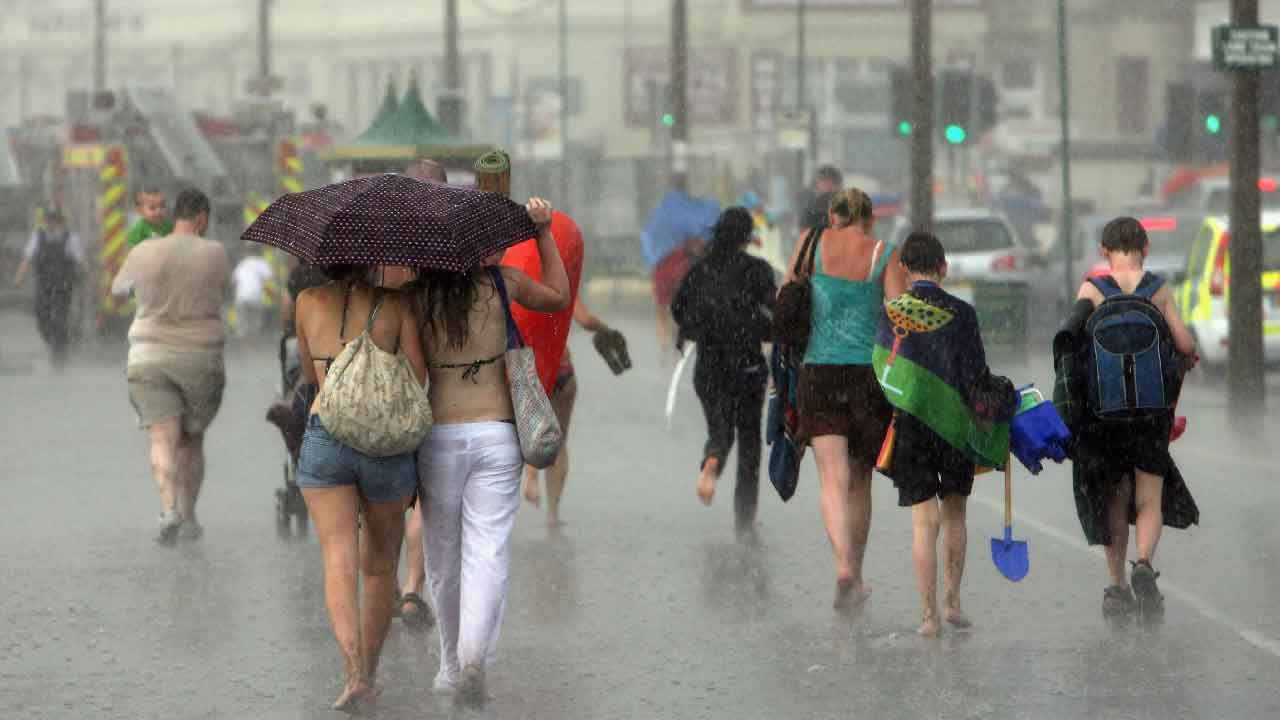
[477, 151, 629, 527]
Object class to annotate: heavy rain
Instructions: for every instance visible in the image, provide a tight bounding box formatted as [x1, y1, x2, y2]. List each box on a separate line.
[2, 0, 1280, 718]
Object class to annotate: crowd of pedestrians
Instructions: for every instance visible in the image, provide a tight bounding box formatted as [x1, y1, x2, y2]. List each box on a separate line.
[16, 151, 1201, 711]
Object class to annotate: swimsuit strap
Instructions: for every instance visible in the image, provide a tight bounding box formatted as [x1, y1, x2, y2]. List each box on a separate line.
[430, 352, 505, 382]
[868, 240, 888, 282]
[337, 281, 354, 342]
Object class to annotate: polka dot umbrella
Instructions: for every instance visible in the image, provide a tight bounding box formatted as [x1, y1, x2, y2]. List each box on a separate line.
[241, 174, 539, 272]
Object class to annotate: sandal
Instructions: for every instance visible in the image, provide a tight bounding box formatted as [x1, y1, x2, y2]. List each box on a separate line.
[398, 592, 434, 629]
[1102, 585, 1135, 626]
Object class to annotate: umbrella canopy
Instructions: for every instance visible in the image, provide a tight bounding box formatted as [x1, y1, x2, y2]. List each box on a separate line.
[641, 189, 720, 269]
[242, 174, 538, 272]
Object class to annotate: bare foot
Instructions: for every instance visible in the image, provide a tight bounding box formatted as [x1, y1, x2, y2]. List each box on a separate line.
[833, 578, 871, 613]
[523, 473, 541, 507]
[944, 606, 972, 629]
[697, 459, 719, 506]
[918, 612, 942, 637]
[332, 677, 376, 712]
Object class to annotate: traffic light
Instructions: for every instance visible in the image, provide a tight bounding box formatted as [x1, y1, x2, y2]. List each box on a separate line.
[1199, 88, 1227, 136]
[939, 70, 973, 144]
[937, 70, 998, 145]
[889, 65, 912, 137]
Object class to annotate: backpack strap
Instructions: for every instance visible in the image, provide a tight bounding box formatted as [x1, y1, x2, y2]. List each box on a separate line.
[1132, 272, 1165, 300]
[337, 281, 354, 341]
[1087, 275, 1124, 299]
[486, 266, 524, 350]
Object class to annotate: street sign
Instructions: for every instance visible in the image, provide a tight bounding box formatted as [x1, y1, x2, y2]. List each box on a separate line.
[1213, 25, 1280, 71]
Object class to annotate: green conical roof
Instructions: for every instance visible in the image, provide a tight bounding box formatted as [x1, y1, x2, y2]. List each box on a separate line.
[355, 79, 401, 144]
[387, 72, 450, 142]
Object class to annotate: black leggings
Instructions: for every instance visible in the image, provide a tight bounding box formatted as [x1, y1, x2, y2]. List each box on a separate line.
[693, 350, 767, 530]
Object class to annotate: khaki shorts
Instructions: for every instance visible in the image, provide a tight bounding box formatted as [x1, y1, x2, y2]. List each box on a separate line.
[127, 355, 226, 435]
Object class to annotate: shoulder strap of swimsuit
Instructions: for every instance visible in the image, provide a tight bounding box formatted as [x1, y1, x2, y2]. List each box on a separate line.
[486, 266, 524, 350]
[337, 281, 354, 341]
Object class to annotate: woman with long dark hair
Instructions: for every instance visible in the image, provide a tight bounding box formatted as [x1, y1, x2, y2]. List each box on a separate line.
[412, 197, 569, 707]
[672, 206, 777, 535]
[293, 264, 428, 710]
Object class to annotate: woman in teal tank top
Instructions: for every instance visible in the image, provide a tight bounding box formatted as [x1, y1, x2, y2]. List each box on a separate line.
[782, 188, 905, 612]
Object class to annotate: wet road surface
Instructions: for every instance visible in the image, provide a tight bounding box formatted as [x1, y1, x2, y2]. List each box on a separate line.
[3, 308, 1280, 719]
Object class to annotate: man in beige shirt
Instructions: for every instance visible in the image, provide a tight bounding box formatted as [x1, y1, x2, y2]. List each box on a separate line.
[112, 188, 231, 545]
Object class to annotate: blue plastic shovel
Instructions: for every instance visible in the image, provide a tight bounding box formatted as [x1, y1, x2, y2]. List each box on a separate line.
[990, 457, 1029, 582]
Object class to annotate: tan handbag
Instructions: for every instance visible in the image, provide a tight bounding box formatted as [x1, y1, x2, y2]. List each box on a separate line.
[316, 287, 432, 457]
[488, 268, 563, 469]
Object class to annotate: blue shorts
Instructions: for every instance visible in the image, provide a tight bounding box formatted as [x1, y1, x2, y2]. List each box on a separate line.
[296, 415, 417, 503]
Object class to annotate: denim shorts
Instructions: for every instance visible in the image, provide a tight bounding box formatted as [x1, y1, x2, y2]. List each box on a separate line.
[296, 415, 417, 503]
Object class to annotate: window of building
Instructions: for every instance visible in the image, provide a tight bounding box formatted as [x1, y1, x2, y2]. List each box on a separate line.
[1117, 57, 1150, 134]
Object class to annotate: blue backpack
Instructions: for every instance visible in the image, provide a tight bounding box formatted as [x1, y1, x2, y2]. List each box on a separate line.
[1083, 273, 1177, 419]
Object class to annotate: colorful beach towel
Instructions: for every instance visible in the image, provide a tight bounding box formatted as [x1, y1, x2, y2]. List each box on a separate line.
[871, 285, 1013, 470]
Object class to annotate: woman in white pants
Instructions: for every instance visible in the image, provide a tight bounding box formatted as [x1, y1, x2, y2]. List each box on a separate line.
[412, 198, 569, 707]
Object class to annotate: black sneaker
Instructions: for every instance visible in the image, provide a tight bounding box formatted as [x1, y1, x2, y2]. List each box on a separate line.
[1131, 560, 1165, 623]
[1102, 585, 1136, 627]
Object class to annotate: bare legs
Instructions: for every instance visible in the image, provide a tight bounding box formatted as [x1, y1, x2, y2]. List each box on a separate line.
[304, 486, 408, 710]
[1106, 471, 1164, 587]
[522, 376, 577, 527]
[147, 419, 205, 531]
[911, 495, 969, 636]
[399, 504, 427, 617]
[812, 435, 872, 611]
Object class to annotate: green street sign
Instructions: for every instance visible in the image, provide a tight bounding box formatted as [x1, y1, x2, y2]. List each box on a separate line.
[1213, 24, 1280, 71]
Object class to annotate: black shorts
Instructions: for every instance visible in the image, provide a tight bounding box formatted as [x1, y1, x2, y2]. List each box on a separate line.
[885, 413, 975, 507]
[797, 364, 893, 466]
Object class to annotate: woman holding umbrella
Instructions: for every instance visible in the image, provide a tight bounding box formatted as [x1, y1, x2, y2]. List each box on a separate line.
[412, 197, 569, 707]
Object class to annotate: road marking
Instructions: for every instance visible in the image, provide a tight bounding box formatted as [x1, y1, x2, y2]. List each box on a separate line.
[971, 494, 1280, 659]
[1174, 443, 1277, 474]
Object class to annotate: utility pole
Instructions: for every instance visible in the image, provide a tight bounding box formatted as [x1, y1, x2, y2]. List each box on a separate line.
[1228, 0, 1266, 420]
[670, 0, 689, 185]
[909, 0, 934, 231]
[93, 0, 106, 94]
[1057, 0, 1073, 305]
[258, 0, 271, 84]
[797, 0, 815, 170]
[559, 0, 570, 205]
[796, 0, 806, 109]
[441, 0, 463, 135]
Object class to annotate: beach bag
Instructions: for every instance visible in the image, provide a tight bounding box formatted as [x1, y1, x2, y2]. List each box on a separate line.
[1082, 274, 1177, 420]
[489, 268, 564, 469]
[316, 289, 433, 457]
[766, 344, 804, 501]
[772, 227, 821, 349]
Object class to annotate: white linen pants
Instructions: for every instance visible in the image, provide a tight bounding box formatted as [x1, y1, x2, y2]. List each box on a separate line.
[419, 421, 523, 688]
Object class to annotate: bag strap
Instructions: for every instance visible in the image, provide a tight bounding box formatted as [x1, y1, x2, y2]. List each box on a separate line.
[364, 288, 386, 332]
[792, 227, 820, 279]
[486, 266, 525, 350]
[1133, 272, 1165, 300]
[1087, 275, 1123, 300]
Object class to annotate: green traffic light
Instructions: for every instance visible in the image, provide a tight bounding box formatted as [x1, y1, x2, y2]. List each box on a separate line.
[1206, 114, 1222, 135]
[661, 113, 676, 128]
[944, 124, 967, 144]
[898, 121, 913, 136]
